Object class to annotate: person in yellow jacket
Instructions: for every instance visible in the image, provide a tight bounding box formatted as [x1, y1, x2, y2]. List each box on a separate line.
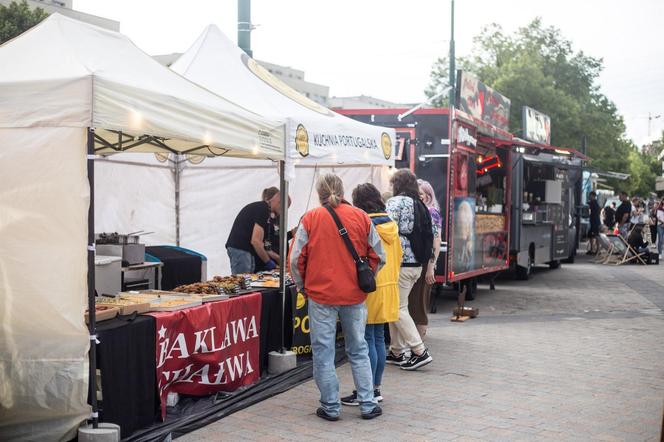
[341, 183, 402, 406]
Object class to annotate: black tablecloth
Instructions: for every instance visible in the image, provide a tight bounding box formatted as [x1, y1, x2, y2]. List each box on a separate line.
[95, 314, 158, 438]
[94, 287, 292, 437]
[259, 287, 293, 370]
[145, 246, 202, 290]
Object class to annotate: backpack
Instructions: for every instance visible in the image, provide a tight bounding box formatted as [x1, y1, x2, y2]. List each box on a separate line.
[406, 197, 434, 265]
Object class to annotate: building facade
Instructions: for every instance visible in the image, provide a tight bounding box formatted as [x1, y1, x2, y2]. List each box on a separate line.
[330, 95, 409, 110]
[256, 60, 330, 107]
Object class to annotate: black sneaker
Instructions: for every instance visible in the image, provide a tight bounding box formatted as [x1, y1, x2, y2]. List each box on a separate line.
[400, 348, 433, 371]
[361, 406, 383, 420]
[341, 390, 359, 406]
[385, 351, 407, 365]
[374, 389, 383, 402]
[316, 407, 339, 421]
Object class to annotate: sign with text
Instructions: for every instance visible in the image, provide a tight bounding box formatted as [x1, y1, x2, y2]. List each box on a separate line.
[291, 291, 312, 355]
[456, 70, 511, 132]
[522, 106, 551, 144]
[149, 293, 261, 419]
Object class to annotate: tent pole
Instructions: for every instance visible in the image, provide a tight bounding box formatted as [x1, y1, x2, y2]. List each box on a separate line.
[87, 127, 99, 428]
[278, 159, 288, 353]
[174, 154, 181, 246]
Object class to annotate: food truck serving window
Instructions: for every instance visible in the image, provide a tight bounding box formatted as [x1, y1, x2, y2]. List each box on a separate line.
[449, 121, 510, 279]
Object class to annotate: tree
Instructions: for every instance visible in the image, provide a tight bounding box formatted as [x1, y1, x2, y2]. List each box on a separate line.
[0, 0, 49, 45]
[426, 19, 634, 191]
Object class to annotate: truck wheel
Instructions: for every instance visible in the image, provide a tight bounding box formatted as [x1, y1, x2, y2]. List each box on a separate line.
[516, 259, 532, 281]
[562, 254, 575, 264]
[549, 260, 561, 269]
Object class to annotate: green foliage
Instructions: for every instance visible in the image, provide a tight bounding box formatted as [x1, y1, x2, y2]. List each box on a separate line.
[0, 0, 48, 45]
[426, 18, 639, 192]
[629, 132, 664, 197]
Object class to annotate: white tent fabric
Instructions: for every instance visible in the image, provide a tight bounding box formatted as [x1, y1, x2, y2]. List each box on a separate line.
[0, 14, 285, 157]
[171, 25, 395, 169]
[0, 14, 286, 440]
[94, 155, 389, 277]
[0, 127, 89, 441]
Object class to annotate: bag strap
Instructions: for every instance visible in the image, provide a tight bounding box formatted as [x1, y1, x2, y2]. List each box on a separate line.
[324, 205, 362, 263]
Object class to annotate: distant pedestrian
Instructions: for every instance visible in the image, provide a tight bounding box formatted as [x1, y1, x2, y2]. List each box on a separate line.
[603, 202, 616, 230]
[587, 191, 600, 254]
[341, 183, 402, 407]
[656, 198, 664, 258]
[615, 191, 632, 237]
[385, 169, 434, 371]
[290, 174, 385, 421]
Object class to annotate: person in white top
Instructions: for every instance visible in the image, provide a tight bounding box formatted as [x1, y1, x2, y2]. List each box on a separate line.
[656, 198, 664, 258]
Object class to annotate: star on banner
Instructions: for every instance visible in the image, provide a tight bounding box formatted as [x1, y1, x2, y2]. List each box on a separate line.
[158, 325, 167, 340]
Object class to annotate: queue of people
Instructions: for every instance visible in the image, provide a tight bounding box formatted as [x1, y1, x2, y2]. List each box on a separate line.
[225, 169, 437, 421]
[597, 191, 664, 260]
[288, 170, 438, 421]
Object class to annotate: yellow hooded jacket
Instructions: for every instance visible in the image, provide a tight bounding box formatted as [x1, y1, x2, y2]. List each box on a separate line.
[366, 213, 402, 324]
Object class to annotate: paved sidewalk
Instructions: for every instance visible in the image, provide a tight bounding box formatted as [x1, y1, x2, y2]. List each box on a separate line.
[179, 255, 664, 441]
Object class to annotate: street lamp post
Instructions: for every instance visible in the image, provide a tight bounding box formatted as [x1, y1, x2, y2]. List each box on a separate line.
[448, 0, 455, 109]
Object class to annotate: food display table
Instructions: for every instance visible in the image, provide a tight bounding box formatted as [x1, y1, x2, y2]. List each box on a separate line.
[93, 287, 292, 437]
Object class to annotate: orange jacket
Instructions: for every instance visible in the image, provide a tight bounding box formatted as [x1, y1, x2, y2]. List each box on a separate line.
[289, 202, 386, 305]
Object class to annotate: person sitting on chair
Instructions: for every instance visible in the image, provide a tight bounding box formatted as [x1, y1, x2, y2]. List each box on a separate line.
[627, 224, 651, 262]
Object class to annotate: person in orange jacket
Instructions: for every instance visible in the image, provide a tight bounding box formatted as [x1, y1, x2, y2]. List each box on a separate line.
[289, 174, 386, 421]
[341, 183, 402, 407]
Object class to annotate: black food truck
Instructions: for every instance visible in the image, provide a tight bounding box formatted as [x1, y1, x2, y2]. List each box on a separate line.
[509, 106, 587, 279]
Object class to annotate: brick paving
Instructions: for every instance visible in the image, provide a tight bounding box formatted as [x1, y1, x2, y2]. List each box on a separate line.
[178, 254, 664, 441]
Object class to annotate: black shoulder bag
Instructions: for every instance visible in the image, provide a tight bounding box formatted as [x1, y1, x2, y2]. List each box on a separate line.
[324, 205, 377, 293]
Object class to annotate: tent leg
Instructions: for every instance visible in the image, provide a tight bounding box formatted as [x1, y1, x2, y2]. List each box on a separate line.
[87, 128, 99, 428]
[269, 159, 297, 375]
[278, 159, 288, 353]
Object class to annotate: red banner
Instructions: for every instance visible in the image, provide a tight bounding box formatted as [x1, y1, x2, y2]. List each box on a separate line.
[148, 293, 262, 419]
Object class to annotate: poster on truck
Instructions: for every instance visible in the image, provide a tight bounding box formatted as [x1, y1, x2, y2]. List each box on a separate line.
[456, 70, 511, 132]
[522, 106, 551, 144]
[453, 197, 476, 273]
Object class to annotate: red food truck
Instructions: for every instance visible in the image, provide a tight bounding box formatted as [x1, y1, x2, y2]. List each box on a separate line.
[338, 111, 512, 300]
[337, 72, 514, 301]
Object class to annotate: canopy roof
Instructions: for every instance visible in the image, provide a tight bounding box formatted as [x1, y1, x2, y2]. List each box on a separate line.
[0, 14, 284, 159]
[171, 25, 395, 166]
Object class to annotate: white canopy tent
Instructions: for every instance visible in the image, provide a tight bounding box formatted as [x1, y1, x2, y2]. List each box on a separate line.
[171, 25, 395, 169]
[93, 25, 395, 276]
[0, 14, 285, 440]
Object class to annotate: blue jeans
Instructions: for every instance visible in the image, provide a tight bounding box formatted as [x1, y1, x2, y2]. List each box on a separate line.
[308, 299, 376, 416]
[658, 225, 664, 255]
[365, 324, 386, 387]
[227, 247, 255, 274]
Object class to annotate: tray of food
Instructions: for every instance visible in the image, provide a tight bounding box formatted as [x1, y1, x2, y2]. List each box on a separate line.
[173, 282, 223, 295]
[147, 298, 203, 312]
[195, 294, 229, 303]
[96, 296, 151, 315]
[118, 292, 203, 312]
[85, 305, 120, 324]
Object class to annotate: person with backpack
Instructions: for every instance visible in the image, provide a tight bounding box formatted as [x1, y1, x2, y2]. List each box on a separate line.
[340, 183, 402, 407]
[289, 174, 386, 421]
[385, 169, 434, 371]
[407, 179, 442, 339]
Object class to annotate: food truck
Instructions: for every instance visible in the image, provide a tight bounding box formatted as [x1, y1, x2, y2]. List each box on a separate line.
[337, 72, 513, 299]
[508, 107, 587, 279]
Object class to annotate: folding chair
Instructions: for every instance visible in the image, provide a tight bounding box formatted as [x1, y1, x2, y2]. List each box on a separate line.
[607, 234, 648, 265]
[595, 234, 618, 264]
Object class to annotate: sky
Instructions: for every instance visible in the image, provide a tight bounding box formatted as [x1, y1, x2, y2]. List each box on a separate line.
[75, 0, 664, 147]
